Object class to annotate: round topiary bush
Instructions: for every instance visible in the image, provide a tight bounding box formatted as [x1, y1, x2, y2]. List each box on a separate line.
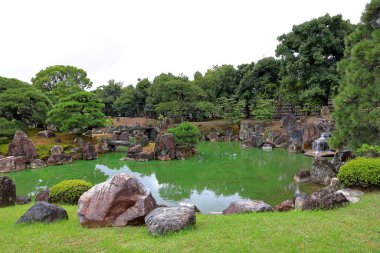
[50, 179, 93, 204]
[167, 122, 200, 146]
[338, 158, 380, 188]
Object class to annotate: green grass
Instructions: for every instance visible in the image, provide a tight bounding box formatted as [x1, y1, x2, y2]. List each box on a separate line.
[0, 193, 379, 253]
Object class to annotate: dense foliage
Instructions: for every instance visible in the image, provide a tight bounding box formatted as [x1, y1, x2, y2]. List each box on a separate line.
[0, 77, 52, 141]
[338, 158, 380, 188]
[356, 144, 380, 158]
[31, 65, 92, 103]
[167, 122, 200, 145]
[50, 179, 93, 204]
[47, 91, 105, 133]
[331, 0, 380, 149]
[276, 15, 355, 107]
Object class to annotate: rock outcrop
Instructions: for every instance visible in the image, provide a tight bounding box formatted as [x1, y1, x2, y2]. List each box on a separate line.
[8, 130, 37, 163]
[294, 170, 311, 183]
[51, 145, 64, 155]
[16, 196, 31, 205]
[16, 201, 68, 224]
[46, 154, 73, 166]
[145, 206, 196, 236]
[310, 157, 337, 185]
[302, 187, 348, 210]
[29, 159, 46, 169]
[240, 134, 263, 148]
[154, 134, 176, 161]
[82, 142, 97, 160]
[0, 156, 27, 173]
[331, 150, 354, 171]
[77, 173, 157, 227]
[0, 176, 16, 207]
[35, 189, 50, 202]
[275, 200, 294, 212]
[223, 200, 272, 214]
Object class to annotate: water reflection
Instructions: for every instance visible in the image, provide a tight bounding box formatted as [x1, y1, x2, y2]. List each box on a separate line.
[3, 142, 321, 213]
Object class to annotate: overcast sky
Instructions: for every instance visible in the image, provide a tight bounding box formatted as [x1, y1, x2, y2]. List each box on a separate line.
[0, 0, 370, 88]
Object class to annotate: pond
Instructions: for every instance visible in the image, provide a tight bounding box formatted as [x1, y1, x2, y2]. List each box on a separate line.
[2, 142, 320, 213]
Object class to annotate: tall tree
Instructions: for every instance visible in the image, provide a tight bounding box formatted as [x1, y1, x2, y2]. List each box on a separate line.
[331, 0, 380, 149]
[113, 85, 139, 117]
[238, 57, 280, 117]
[47, 91, 105, 133]
[134, 78, 152, 116]
[31, 65, 92, 102]
[276, 14, 355, 106]
[0, 76, 52, 128]
[95, 79, 123, 116]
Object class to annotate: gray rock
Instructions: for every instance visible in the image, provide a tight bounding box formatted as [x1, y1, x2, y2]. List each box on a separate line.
[336, 189, 364, 203]
[223, 200, 272, 214]
[310, 157, 337, 185]
[16, 196, 31, 205]
[38, 130, 55, 138]
[294, 192, 308, 209]
[281, 114, 297, 135]
[82, 142, 96, 160]
[302, 186, 348, 210]
[154, 134, 176, 161]
[179, 202, 201, 213]
[8, 130, 37, 163]
[240, 134, 263, 148]
[50, 145, 64, 155]
[145, 206, 196, 236]
[46, 154, 73, 166]
[0, 176, 16, 207]
[16, 201, 68, 224]
[29, 159, 46, 169]
[0, 156, 27, 173]
[331, 150, 354, 172]
[128, 145, 143, 154]
[77, 173, 157, 227]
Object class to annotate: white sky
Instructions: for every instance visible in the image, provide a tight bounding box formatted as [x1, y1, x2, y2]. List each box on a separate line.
[0, 0, 370, 88]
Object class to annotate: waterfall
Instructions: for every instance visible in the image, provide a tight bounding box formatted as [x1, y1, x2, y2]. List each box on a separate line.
[312, 132, 331, 152]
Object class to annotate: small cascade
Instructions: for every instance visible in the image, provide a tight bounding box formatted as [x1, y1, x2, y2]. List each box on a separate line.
[312, 132, 332, 152]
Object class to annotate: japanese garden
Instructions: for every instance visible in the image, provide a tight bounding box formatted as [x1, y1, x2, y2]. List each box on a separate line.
[0, 1, 379, 252]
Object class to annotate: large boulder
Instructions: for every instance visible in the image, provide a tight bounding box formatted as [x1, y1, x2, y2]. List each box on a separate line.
[46, 154, 73, 166]
[239, 122, 255, 141]
[128, 145, 143, 155]
[302, 187, 348, 210]
[8, 130, 37, 163]
[336, 189, 364, 203]
[51, 145, 64, 155]
[97, 139, 111, 153]
[82, 142, 97, 160]
[29, 159, 46, 169]
[331, 150, 354, 172]
[240, 134, 263, 148]
[38, 130, 55, 138]
[145, 206, 196, 236]
[16, 201, 68, 224]
[154, 134, 176, 161]
[77, 173, 157, 227]
[0, 176, 16, 207]
[119, 132, 130, 142]
[302, 120, 320, 150]
[281, 115, 297, 135]
[310, 157, 337, 185]
[223, 200, 272, 214]
[0, 156, 27, 173]
[176, 145, 196, 159]
[293, 192, 308, 210]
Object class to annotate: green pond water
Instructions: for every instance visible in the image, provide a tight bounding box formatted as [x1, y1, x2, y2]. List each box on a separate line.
[2, 142, 320, 213]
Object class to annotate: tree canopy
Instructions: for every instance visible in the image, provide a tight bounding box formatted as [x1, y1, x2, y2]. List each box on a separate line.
[32, 65, 92, 102]
[47, 91, 105, 133]
[95, 79, 123, 116]
[276, 14, 355, 106]
[331, 0, 380, 149]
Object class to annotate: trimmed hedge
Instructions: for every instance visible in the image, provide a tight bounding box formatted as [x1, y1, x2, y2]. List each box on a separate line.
[167, 122, 200, 145]
[356, 144, 380, 158]
[50, 180, 93, 204]
[338, 158, 380, 188]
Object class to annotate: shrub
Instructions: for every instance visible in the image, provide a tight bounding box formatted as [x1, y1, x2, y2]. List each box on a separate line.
[0, 118, 25, 144]
[356, 144, 380, 158]
[36, 144, 71, 160]
[338, 158, 380, 188]
[50, 179, 93, 204]
[167, 122, 200, 146]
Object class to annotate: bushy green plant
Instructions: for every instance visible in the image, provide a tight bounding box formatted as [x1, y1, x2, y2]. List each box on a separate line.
[0, 118, 26, 144]
[356, 144, 380, 158]
[167, 122, 200, 145]
[50, 180, 93, 204]
[338, 158, 380, 188]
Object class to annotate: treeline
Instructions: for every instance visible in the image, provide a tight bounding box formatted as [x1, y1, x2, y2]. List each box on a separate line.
[1, 0, 379, 149]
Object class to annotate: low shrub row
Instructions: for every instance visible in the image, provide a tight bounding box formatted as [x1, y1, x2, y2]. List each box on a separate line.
[338, 157, 380, 188]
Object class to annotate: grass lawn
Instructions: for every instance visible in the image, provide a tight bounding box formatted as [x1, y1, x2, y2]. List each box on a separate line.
[0, 193, 379, 252]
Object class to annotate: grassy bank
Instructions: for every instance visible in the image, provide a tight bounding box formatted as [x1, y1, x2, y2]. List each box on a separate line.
[0, 193, 379, 252]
